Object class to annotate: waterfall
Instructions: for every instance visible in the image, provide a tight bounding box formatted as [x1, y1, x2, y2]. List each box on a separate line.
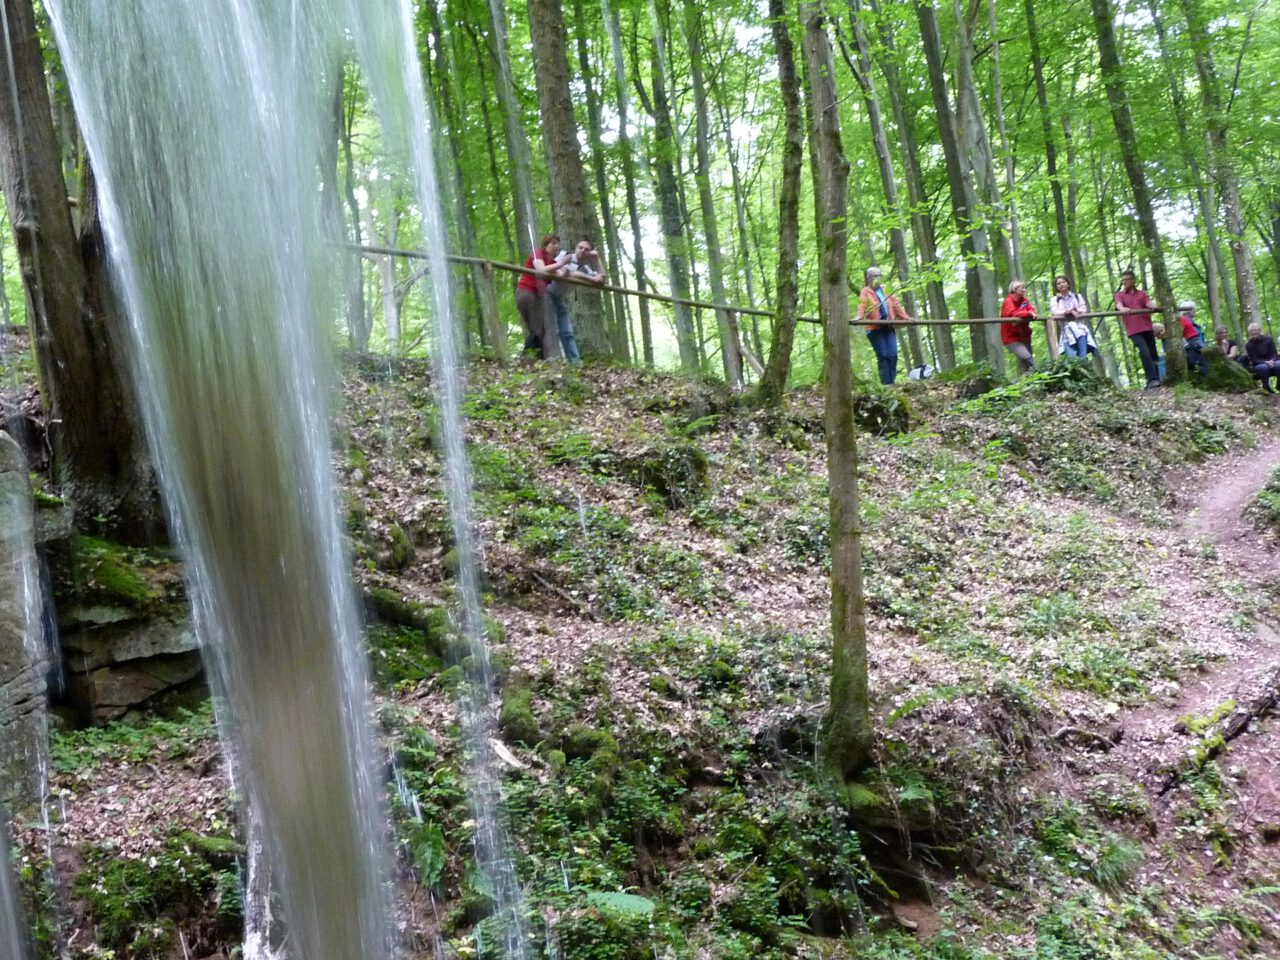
[43, 0, 530, 956]
[43, 3, 396, 958]
[0, 429, 45, 960]
[1, 816, 30, 960]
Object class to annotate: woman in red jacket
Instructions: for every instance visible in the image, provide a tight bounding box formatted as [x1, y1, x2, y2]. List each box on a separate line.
[1000, 280, 1038, 375]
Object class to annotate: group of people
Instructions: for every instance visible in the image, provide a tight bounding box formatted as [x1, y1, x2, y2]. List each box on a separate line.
[515, 234, 606, 362]
[856, 264, 1280, 391]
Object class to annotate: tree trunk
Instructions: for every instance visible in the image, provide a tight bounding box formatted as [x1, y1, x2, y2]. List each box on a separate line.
[683, 3, 743, 387]
[915, 0, 1003, 373]
[462, 22, 517, 262]
[0, 0, 159, 542]
[1144, 0, 1233, 337]
[486, 0, 540, 256]
[1090, 0, 1185, 381]
[757, 0, 803, 407]
[337, 70, 371, 353]
[986, 0, 1022, 280]
[527, 0, 611, 358]
[572, 0, 630, 361]
[638, 17, 698, 372]
[1024, 0, 1071, 285]
[426, 0, 503, 359]
[1178, 0, 1260, 333]
[605, 0, 654, 366]
[868, 0, 953, 369]
[801, 0, 871, 779]
[846, 0, 923, 369]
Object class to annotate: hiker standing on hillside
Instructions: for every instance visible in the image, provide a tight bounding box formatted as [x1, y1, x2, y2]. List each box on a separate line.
[1113, 270, 1161, 388]
[515, 234, 566, 360]
[547, 237, 605, 364]
[1000, 280, 1038, 375]
[855, 266, 912, 386]
[1050, 275, 1096, 359]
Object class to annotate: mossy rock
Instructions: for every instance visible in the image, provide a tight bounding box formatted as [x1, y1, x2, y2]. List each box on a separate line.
[384, 522, 415, 571]
[367, 624, 445, 687]
[616, 441, 709, 507]
[563, 724, 620, 762]
[1195, 346, 1256, 393]
[74, 831, 241, 955]
[853, 390, 912, 436]
[935, 361, 1001, 399]
[499, 683, 541, 745]
[364, 590, 457, 659]
[60, 536, 170, 611]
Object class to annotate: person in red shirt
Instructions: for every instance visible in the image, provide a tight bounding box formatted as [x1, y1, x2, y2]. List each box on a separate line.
[1177, 302, 1208, 376]
[1000, 280, 1037, 375]
[1113, 270, 1161, 388]
[515, 234, 566, 359]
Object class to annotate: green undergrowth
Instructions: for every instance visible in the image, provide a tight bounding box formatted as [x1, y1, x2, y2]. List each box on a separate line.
[50, 704, 216, 773]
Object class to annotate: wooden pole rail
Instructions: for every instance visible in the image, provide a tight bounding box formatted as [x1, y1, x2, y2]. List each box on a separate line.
[357, 244, 1170, 328]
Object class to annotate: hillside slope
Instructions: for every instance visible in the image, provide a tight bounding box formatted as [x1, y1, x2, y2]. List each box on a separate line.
[18, 361, 1280, 960]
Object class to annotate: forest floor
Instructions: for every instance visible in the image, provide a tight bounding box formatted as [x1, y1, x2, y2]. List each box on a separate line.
[13, 357, 1280, 960]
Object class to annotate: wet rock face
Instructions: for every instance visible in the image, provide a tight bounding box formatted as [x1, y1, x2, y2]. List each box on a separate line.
[47, 533, 205, 725]
[57, 609, 205, 724]
[0, 431, 48, 813]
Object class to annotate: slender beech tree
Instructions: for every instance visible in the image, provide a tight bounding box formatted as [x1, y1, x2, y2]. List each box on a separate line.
[1024, 0, 1072, 287]
[683, 3, 744, 387]
[527, 0, 610, 356]
[1178, 0, 1260, 332]
[602, 0, 654, 366]
[636, 18, 699, 373]
[801, 0, 872, 778]
[1090, 0, 1185, 382]
[985, 0, 1022, 280]
[757, 0, 803, 407]
[425, 0, 505, 357]
[0, 0, 158, 541]
[868, 0, 954, 369]
[1143, 0, 1235, 335]
[486, 0, 540, 256]
[915, 0, 1003, 372]
[845, 0, 923, 369]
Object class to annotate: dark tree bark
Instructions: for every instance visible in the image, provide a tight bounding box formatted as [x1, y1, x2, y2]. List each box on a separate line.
[527, 0, 610, 357]
[801, 0, 871, 779]
[0, 0, 159, 542]
[1089, 0, 1185, 381]
[757, 0, 803, 407]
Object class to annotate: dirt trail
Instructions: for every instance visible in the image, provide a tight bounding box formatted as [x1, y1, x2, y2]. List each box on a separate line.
[1183, 437, 1280, 578]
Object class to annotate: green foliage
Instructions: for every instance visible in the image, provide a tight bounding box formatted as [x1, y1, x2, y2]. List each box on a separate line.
[68, 536, 169, 609]
[958, 359, 1105, 414]
[51, 706, 216, 773]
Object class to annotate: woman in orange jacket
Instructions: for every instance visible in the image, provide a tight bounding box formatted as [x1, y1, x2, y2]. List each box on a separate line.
[1000, 280, 1038, 375]
[855, 267, 912, 385]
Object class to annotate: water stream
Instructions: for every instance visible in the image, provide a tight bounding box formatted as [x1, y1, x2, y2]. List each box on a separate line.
[44, 0, 529, 956]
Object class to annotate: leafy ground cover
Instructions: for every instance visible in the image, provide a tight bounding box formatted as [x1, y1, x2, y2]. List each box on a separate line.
[16, 361, 1280, 959]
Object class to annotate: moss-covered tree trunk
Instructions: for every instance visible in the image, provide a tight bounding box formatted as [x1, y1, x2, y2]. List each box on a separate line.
[801, 0, 872, 778]
[757, 0, 804, 407]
